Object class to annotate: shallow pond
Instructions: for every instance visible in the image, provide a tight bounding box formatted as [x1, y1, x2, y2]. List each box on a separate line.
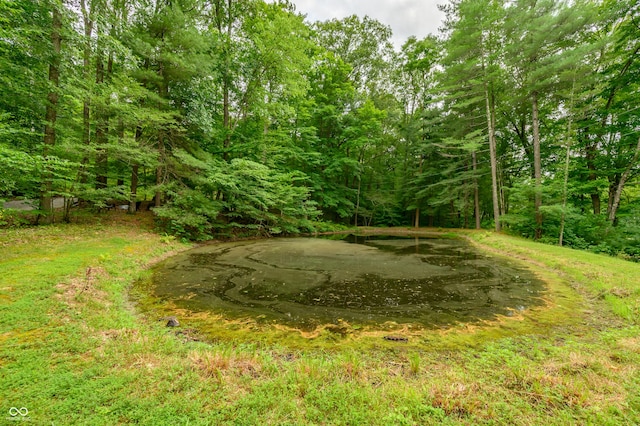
[145, 234, 545, 331]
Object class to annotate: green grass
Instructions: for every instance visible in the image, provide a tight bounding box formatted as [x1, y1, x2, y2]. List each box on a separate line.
[1, 219, 639, 425]
[467, 231, 640, 324]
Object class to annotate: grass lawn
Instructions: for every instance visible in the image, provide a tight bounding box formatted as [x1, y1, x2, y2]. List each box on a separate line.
[1, 216, 639, 425]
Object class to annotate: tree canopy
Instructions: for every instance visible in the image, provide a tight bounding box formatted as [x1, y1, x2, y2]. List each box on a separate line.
[1, 0, 638, 258]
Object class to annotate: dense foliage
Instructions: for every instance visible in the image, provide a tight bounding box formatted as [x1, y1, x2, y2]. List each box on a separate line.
[0, 0, 638, 255]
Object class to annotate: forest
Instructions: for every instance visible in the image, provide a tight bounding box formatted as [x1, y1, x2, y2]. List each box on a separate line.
[1, 0, 639, 258]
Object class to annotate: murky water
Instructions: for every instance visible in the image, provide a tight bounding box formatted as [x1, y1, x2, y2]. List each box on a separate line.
[147, 235, 545, 330]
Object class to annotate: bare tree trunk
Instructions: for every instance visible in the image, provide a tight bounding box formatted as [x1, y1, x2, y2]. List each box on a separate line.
[558, 138, 571, 246]
[532, 91, 543, 239]
[414, 155, 424, 228]
[129, 126, 140, 214]
[485, 82, 501, 232]
[40, 5, 62, 223]
[606, 179, 617, 218]
[499, 163, 507, 214]
[79, 0, 93, 189]
[155, 131, 164, 208]
[222, 78, 230, 160]
[129, 164, 139, 213]
[155, 28, 168, 207]
[586, 142, 601, 215]
[559, 76, 576, 247]
[95, 29, 109, 189]
[463, 186, 469, 229]
[63, 198, 73, 223]
[608, 137, 640, 224]
[472, 151, 481, 229]
[116, 118, 125, 188]
[354, 176, 361, 227]
[215, 0, 233, 161]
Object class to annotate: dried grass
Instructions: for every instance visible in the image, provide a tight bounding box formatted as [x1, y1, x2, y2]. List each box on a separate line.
[189, 351, 263, 380]
[56, 266, 110, 307]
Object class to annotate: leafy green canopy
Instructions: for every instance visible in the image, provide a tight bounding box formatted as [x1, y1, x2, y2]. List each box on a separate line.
[0, 0, 638, 258]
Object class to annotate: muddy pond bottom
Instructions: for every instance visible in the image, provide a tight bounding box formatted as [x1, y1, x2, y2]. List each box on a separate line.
[147, 235, 545, 331]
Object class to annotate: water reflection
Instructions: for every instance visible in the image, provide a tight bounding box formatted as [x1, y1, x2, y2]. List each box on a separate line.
[149, 235, 544, 330]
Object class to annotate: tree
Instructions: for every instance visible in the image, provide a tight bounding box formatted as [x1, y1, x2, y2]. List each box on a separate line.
[307, 15, 397, 224]
[394, 36, 439, 227]
[503, 0, 596, 239]
[0, 1, 50, 202]
[595, 0, 640, 224]
[314, 15, 394, 98]
[40, 1, 63, 222]
[439, 0, 505, 231]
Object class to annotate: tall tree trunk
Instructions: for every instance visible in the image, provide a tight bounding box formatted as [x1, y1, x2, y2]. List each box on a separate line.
[129, 127, 142, 214]
[155, 129, 164, 207]
[463, 185, 469, 229]
[484, 81, 501, 232]
[532, 90, 543, 239]
[354, 176, 361, 227]
[222, 78, 230, 160]
[116, 117, 124, 188]
[559, 75, 576, 247]
[95, 32, 109, 189]
[499, 163, 507, 214]
[414, 155, 424, 228]
[154, 13, 171, 208]
[79, 0, 93, 189]
[155, 56, 168, 208]
[558, 137, 571, 246]
[129, 163, 139, 213]
[40, 5, 62, 223]
[472, 151, 481, 229]
[606, 178, 618, 219]
[586, 142, 601, 215]
[215, 0, 232, 161]
[608, 137, 640, 224]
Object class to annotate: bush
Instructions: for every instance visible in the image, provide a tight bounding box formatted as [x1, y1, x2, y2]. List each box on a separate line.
[0, 208, 34, 228]
[154, 151, 321, 241]
[153, 188, 223, 241]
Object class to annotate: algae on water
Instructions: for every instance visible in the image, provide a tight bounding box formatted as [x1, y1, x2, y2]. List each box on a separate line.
[147, 235, 545, 331]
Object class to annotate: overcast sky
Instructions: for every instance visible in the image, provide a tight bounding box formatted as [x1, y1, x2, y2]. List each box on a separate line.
[286, 0, 447, 49]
